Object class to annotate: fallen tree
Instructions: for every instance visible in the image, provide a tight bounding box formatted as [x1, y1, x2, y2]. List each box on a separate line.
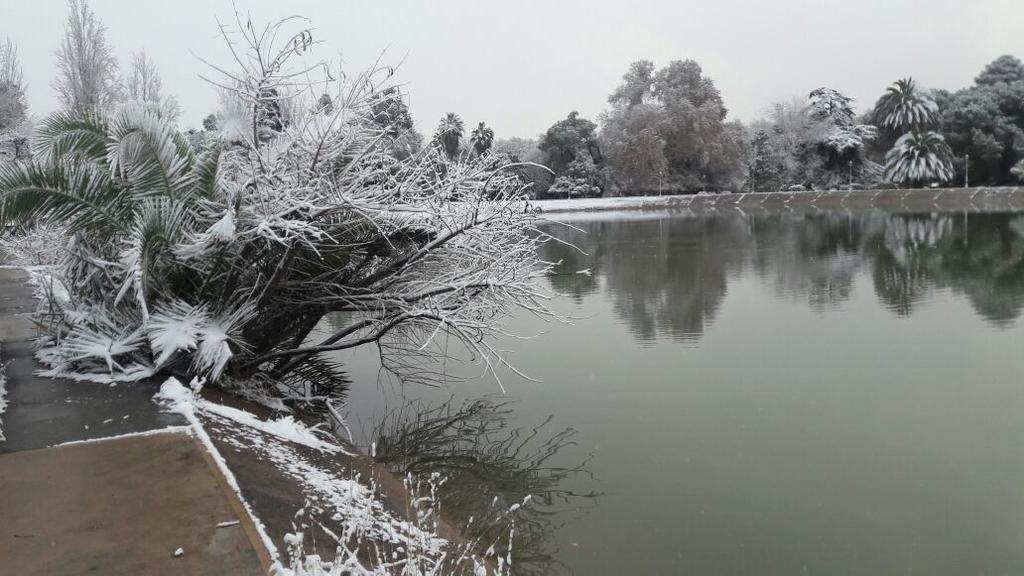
[0, 15, 557, 413]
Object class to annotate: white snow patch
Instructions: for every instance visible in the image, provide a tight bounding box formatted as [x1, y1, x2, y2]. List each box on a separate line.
[173, 547, 184, 558]
[0, 344, 7, 442]
[530, 195, 698, 214]
[50, 426, 192, 448]
[155, 378, 345, 454]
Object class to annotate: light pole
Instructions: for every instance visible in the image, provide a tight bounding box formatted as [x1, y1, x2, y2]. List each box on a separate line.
[964, 154, 970, 189]
[848, 161, 853, 192]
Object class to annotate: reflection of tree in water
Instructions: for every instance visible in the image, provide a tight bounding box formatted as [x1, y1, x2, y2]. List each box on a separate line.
[542, 212, 1024, 342]
[367, 397, 599, 575]
[543, 218, 745, 343]
[865, 215, 950, 316]
[537, 225, 604, 303]
[746, 214, 868, 311]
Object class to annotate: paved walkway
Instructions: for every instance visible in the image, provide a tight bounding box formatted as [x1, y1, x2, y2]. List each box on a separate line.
[0, 268, 270, 574]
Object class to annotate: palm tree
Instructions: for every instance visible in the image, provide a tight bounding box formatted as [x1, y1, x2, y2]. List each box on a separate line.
[470, 121, 494, 156]
[436, 112, 463, 159]
[884, 130, 954, 186]
[875, 78, 938, 133]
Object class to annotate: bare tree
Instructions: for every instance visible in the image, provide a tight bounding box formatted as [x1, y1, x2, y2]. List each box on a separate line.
[52, 0, 121, 111]
[126, 50, 180, 122]
[0, 37, 27, 135]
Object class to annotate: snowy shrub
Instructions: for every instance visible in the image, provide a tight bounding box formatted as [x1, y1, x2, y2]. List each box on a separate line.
[0, 222, 67, 267]
[273, 475, 524, 576]
[0, 15, 556, 410]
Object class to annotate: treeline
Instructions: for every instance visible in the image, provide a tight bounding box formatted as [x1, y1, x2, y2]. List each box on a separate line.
[394, 55, 1024, 199]
[2, 3, 1024, 198]
[521, 56, 1024, 198]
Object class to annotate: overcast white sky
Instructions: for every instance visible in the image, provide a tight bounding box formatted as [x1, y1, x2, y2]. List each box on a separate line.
[4, 1, 1023, 139]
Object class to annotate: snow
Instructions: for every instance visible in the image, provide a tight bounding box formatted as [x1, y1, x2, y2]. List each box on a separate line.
[50, 426, 192, 448]
[0, 344, 7, 442]
[154, 377, 512, 575]
[173, 547, 184, 558]
[147, 301, 207, 367]
[155, 378, 346, 454]
[531, 195, 699, 214]
[154, 377, 281, 561]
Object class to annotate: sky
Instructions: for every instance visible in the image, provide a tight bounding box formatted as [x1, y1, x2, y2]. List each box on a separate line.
[3, 0, 1023, 139]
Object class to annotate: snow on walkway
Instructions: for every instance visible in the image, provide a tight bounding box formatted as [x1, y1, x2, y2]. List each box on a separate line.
[154, 378, 509, 575]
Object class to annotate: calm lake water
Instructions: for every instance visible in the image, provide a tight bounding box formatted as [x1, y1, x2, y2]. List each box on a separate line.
[337, 210, 1024, 575]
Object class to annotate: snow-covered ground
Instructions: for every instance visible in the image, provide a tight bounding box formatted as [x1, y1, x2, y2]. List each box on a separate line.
[0, 343, 7, 442]
[154, 378, 514, 576]
[531, 194, 699, 214]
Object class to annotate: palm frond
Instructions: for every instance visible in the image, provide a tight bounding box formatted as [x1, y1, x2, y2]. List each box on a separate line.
[114, 198, 195, 317]
[877, 78, 939, 133]
[0, 161, 129, 235]
[885, 130, 954, 184]
[279, 352, 350, 414]
[33, 109, 110, 165]
[106, 105, 195, 200]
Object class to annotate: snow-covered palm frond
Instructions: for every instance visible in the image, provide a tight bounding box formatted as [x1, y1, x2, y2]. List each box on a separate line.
[106, 104, 195, 200]
[147, 300, 209, 367]
[114, 198, 195, 318]
[0, 160, 130, 236]
[62, 322, 145, 375]
[885, 130, 954, 184]
[32, 109, 109, 165]
[188, 145, 225, 201]
[193, 303, 255, 381]
[876, 78, 938, 133]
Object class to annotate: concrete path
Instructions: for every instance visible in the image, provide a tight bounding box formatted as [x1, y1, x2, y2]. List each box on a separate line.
[0, 268, 184, 453]
[0, 430, 269, 575]
[0, 267, 270, 574]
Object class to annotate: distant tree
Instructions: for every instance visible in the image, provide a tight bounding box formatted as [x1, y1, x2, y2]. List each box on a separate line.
[492, 137, 552, 198]
[939, 55, 1024, 185]
[884, 130, 955, 185]
[975, 55, 1024, 86]
[873, 78, 938, 133]
[807, 87, 879, 187]
[539, 111, 601, 174]
[371, 87, 414, 133]
[870, 78, 951, 187]
[53, 0, 121, 111]
[369, 88, 421, 159]
[601, 103, 667, 192]
[125, 51, 180, 122]
[470, 122, 494, 156]
[436, 112, 464, 159]
[746, 129, 784, 192]
[539, 111, 603, 197]
[601, 59, 746, 193]
[202, 113, 219, 132]
[608, 60, 655, 108]
[0, 38, 27, 135]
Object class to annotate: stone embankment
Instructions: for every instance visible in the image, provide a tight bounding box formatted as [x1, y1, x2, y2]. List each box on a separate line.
[533, 187, 1024, 216]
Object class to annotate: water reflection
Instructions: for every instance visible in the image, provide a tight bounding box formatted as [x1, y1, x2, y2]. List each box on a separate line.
[365, 397, 600, 575]
[542, 212, 1024, 341]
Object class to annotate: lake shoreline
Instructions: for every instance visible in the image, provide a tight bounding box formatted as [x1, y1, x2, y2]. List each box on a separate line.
[532, 186, 1024, 216]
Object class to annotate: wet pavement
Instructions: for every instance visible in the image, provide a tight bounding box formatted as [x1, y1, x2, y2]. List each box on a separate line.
[0, 268, 185, 453]
[0, 430, 269, 575]
[0, 268, 268, 574]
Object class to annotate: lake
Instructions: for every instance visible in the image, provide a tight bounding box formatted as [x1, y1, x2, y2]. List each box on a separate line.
[336, 210, 1024, 575]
